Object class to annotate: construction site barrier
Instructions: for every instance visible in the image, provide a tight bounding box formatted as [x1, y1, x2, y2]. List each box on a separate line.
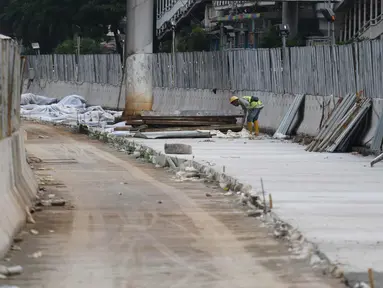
[0, 35, 38, 257]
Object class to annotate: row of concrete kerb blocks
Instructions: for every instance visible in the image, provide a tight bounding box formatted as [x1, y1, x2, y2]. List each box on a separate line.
[0, 130, 38, 258]
[86, 127, 358, 286]
[89, 129, 250, 192]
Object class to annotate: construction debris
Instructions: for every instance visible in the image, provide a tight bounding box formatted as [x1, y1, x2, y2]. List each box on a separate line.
[25, 206, 35, 224]
[51, 199, 66, 206]
[0, 265, 23, 276]
[273, 94, 305, 139]
[14, 231, 27, 243]
[10, 245, 21, 251]
[370, 152, 383, 167]
[28, 251, 43, 259]
[123, 114, 241, 127]
[174, 167, 202, 181]
[30, 229, 39, 235]
[112, 113, 243, 138]
[306, 93, 371, 152]
[134, 130, 212, 139]
[117, 124, 242, 133]
[247, 209, 263, 217]
[5, 266, 23, 276]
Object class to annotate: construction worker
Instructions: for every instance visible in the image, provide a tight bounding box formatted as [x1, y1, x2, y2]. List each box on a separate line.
[230, 95, 264, 137]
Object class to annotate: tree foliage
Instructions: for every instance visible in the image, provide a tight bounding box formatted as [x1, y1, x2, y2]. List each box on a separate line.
[55, 38, 102, 54]
[259, 26, 304, 48]
[177, 25, 209, 52]
[0, 0, 125, 53]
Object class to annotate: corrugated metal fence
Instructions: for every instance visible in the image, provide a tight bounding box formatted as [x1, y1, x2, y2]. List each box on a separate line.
[152, 40, 381, 98]
[0, 37, 22, 140]
[25, 40, 383, 98]
[25, 54, 123, 86]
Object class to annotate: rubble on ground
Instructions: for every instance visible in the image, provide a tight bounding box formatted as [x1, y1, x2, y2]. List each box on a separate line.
[28, 251, 43, 259]
[29, 229, 39, 235]
[293, 134, 314, 145]
[0, 265, 23, 276]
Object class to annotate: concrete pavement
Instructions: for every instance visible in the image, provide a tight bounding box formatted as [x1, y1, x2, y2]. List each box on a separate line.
[0, 123, 344, 288]
[128, 136, 383, 284]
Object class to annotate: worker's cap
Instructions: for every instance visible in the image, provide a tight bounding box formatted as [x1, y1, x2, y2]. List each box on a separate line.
[230, 96, 239, 103]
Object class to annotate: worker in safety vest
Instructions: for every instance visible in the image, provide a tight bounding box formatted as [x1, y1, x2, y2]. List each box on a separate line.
[230, 96, 264, 136]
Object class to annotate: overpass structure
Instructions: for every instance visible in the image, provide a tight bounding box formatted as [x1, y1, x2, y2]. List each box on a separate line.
[155, 0, 343, 40]
[336, 0, 383, 41]
[126, 0, 344, 116]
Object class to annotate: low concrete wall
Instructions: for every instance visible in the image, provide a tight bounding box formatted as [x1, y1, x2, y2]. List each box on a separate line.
[0, 131, 38, 258]
[0, 36, 38, 258]
[153, 88, 383, 145]
[23, 81, 383, 146]
[24, 80, 125, 110]
[152, 88, 334, 137]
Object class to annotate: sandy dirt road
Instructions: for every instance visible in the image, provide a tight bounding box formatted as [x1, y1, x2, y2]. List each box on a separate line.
[2, 122, 345, 288]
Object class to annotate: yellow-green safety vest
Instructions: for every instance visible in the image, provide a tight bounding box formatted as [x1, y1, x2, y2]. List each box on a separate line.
[242, 96, 263, 109]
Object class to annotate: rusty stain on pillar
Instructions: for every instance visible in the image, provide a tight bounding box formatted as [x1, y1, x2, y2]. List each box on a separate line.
[124, 0, 154, 116]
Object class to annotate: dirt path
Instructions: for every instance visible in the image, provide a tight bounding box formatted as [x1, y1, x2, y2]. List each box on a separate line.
[2, 122, 345, 288]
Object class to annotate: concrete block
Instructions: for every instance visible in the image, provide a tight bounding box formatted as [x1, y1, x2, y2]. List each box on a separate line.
[0, 138, 24, 258]
[153, 154, 167, 167]
[11, 134, 33, 206]
[0, 130, 37, 259]
[164, 143, 192, 155]
[16, 131, 38, 195]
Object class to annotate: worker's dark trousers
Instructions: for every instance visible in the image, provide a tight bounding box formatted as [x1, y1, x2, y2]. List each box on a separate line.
[246, 107, 263, 122]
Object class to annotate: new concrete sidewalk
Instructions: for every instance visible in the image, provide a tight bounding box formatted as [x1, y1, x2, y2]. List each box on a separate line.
[132, 137, 383, 282]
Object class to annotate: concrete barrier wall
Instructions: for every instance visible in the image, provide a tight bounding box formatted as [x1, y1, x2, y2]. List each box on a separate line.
[24, 79, 383, 146]
[0, 36, 38, 258]
[24, 80, 125, 110]
[153, 88, 383, 145]
[153, 88, 333, 136]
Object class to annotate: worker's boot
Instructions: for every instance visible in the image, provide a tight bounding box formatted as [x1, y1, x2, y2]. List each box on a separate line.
[247, 122, 254, 139]
[254, 120, 259, 136]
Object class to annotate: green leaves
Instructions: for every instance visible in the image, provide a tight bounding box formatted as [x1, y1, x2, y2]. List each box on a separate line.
[54, 38, 102, 54]
[176, 24, 209, 52]
[0, 0, 126, 53]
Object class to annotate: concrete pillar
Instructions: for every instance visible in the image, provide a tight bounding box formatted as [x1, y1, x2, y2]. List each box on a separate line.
[282, 2, 299, 39]
[125, 0, 154, 116]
